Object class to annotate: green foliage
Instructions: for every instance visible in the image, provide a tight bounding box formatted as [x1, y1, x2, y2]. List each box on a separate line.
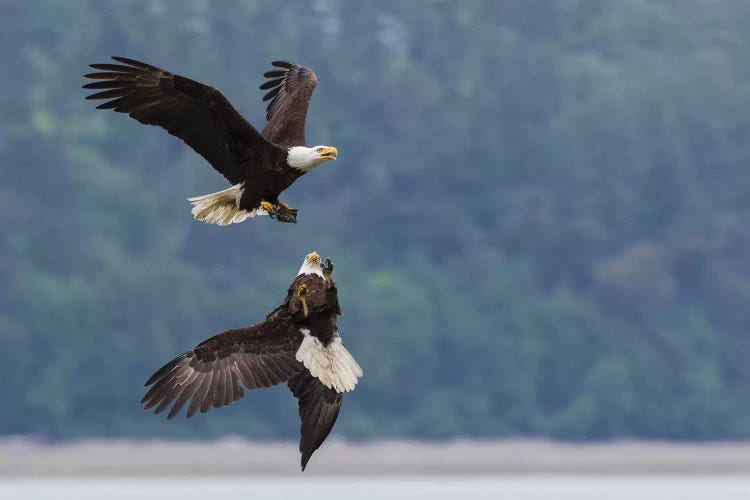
[1, 0, 749, 440]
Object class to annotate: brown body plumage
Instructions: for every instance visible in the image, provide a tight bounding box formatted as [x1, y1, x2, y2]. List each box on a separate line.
[141, 253, 361, 470]
[83, 57, 337, 224]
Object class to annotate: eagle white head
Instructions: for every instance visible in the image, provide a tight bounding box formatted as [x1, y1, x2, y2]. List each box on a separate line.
[287, 146, 338, 172]
[298, 251, 324, 278]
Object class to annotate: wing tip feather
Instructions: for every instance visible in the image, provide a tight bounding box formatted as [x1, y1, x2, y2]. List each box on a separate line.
[271, 60, 295, 69]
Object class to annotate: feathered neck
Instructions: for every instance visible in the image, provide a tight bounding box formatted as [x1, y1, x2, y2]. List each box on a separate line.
[287, 146, 323, 172]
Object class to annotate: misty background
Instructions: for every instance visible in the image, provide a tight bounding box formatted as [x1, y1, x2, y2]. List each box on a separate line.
[1, 0, 750, 444]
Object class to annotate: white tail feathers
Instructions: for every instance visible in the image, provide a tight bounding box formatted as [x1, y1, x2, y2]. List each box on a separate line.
[296, 329, 363, 393]
[187, 184, 266, 225]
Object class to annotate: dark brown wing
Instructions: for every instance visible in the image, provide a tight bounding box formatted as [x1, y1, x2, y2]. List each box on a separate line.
[287, 370, 343, 471]
[260, 61, 318, 147]
[84, 56, 284, 185]
[142, 319, 303, 419]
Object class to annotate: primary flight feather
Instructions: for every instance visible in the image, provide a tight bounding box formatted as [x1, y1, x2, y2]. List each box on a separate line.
[83, 57, 337, 224]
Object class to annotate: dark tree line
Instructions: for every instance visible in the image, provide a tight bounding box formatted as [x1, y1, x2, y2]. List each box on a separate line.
[1, 0, 750, 440]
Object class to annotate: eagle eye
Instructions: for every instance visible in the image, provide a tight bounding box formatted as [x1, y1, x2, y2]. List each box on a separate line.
[316, 147, 323, 153]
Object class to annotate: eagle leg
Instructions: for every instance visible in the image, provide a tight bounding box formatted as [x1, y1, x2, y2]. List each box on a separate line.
[277, 201, 294, 211]
[323, 258, 334, 282]
[297, 284, 309, 318]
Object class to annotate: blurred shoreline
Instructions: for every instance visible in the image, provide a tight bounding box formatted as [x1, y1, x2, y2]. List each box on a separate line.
[2, 438, 750, 477]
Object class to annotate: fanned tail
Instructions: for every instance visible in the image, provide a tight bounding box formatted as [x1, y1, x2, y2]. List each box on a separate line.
[187, 184, 266, 225]
[296, 330, 363, 393]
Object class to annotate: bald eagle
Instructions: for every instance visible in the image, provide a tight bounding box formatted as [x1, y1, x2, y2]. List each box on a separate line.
[83, 57, 337, 224]
[141, 252, 362, 470]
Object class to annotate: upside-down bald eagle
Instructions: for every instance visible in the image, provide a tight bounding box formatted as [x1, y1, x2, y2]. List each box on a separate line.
[141, 252, 362, 470]
[83, 57, 337, 224]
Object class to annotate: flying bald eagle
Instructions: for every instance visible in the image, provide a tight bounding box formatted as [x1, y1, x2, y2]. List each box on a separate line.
[141, 252, 362, 470]
[83, 57, 337, 224]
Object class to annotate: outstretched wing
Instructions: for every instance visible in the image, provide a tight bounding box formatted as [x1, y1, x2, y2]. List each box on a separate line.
[84, 56, 284, 185]
[287, 370, 343, 471]
[142, 321, 303, 419]
[260, 61, 318, 147]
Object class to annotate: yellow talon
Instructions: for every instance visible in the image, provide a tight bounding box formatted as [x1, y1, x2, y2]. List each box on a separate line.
[278, 201, 293, 212]
[297, 284, 309, 317]
[260, 201, 276, 215]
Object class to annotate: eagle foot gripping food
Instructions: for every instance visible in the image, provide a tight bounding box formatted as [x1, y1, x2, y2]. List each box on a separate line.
[274, 205, 298, 223]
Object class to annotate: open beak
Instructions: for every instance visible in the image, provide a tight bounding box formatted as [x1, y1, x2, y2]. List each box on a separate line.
[318, 147, 338, 161]
[305, 251, 321, 265]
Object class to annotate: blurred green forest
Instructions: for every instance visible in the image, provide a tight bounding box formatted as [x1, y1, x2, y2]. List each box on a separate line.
[2, 0, 750, 440]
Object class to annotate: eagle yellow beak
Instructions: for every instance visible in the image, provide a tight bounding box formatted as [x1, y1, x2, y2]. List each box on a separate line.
[305, 251, 321, 265]
[318, 147, 338, 161]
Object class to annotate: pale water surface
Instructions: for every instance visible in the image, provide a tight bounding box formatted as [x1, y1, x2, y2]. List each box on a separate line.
[2, 476, 749, 500]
